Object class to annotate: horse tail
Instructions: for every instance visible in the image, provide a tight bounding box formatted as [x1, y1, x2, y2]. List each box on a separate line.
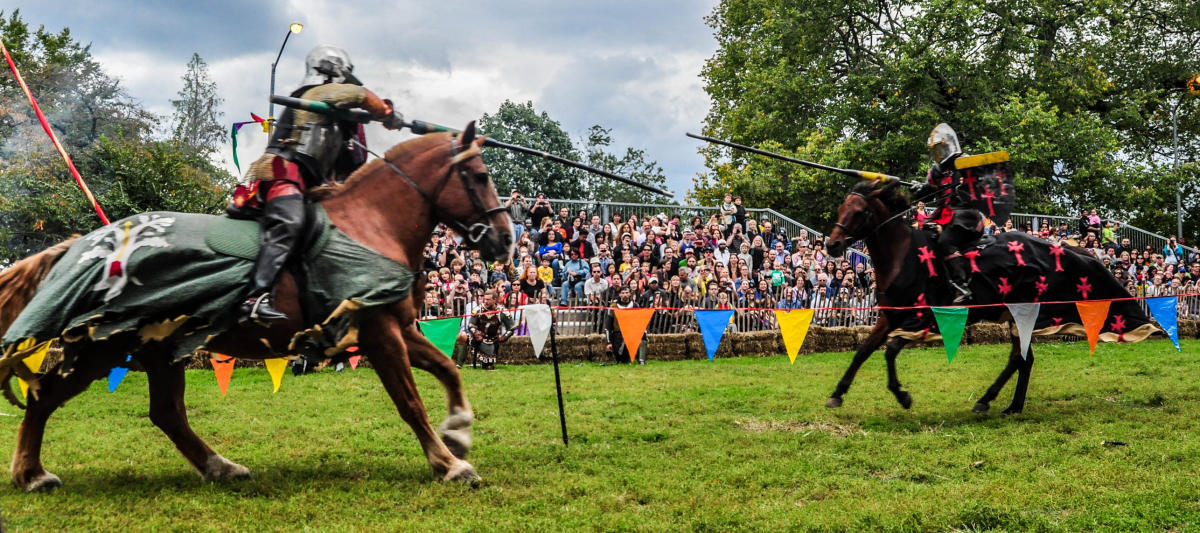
[0, 237, 77, 409]
[0, 236, 77, 336]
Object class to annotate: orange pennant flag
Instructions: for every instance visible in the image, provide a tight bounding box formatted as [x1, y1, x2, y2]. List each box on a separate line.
[614, 308, 656, 362]
[210, 354, 237, 397]
[1075, 300, 1111, 355]
[348, 355, 361, 370]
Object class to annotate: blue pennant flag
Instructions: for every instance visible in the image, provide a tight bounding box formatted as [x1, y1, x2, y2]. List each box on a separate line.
[695, 310, 735, 361]
[108, 355, 132, 392]
[1147, 297, 1181, 351]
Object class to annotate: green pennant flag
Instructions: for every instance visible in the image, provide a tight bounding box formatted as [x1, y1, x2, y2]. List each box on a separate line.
[418, 317, 461, 358]
[932, 306, 969, 363]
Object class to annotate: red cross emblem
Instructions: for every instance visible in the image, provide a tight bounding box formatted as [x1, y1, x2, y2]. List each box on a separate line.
[996, 170, 1008, 197]
[1006, 240, 1026, 266]
[997, 277, 1012, 297]
[1034, 275, 1048, 301]
[1076, 276, 1092, 299]
[1110, 314, 1126, 333]
[963, 171, 978, 200]
[964, 250, 982, 272]
[917, 246, 938, 277]
[982, 189, 997, 216]
[1049, 243, 1066, 272]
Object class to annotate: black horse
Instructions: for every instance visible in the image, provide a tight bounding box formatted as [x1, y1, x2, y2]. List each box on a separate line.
[823, 180, 1157, 414]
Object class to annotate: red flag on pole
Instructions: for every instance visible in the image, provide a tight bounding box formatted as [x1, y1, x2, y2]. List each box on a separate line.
[1, 41, 109, 225]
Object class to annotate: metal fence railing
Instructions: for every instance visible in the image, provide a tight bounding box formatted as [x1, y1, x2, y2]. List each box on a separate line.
[1008, 213, 1199, 258]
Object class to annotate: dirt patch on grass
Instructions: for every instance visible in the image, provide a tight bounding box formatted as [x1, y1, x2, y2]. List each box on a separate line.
[735, 419, 866, 437]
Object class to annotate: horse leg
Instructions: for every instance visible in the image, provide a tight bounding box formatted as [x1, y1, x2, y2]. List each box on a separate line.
[11, 351, 120, 491]
[1003, 348, 1035, 415]
[827, 319, 891, 408]
[973, 333, 1022, 414]
[362, 311, 479, 483]
[403, 323, 474, 459]
[883, 338, 913, 409]
[135, 350, 250, 481]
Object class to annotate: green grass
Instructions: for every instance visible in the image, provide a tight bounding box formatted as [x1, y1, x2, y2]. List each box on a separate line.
[2, 339, 1199, 531]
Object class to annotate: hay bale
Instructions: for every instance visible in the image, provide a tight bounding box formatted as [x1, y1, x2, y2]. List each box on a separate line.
[647, 333, 690, 361]
[1179, 319, 1198, 339]
[967, 323, 1010, 345]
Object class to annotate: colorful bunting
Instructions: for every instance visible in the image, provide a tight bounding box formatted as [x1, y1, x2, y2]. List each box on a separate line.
[774, 309, 814, 364]
[696, 309, 735, 361]
[1005, 303, 1041, 360]
[210, 355, 236, 397]
[523, 304, 552, 358]
[1147, 297, 1181, 351]
[418, 317, 461, 358]
[231, 113, 268, 172]
[264, 358, 287, 392]
[108, 355, 132, 392]
[15, 339, 50, 400]
[1075, 300, 1111, 355]
[932, 307, 968, 363]
[613, 308, 656, 362]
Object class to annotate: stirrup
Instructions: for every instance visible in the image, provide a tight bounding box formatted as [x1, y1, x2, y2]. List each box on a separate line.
[240, 293, 288, 327]
[949, 281, 972, 305]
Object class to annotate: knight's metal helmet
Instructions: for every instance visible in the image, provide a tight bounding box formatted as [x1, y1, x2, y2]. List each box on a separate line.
[301, 45, 360, 86]
[927, 123, 961, 164]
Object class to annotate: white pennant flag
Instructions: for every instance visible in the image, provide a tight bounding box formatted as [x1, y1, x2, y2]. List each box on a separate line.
[1006, 303, 1041, 360]
[523, 304, 552, 358]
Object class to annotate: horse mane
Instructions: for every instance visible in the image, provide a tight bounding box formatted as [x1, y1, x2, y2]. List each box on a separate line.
[851, 179, 910, 215]
[309, 133, 453, 200]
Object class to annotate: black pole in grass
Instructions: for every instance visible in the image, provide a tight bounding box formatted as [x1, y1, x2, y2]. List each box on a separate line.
[549, 315, 568, 446]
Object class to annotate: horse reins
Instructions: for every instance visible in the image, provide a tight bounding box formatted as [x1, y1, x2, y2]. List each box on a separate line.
[835, 185, 950, 241]
[349, 138, 508, 245]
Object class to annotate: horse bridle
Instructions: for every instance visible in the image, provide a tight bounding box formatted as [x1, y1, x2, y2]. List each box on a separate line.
[352, 137, 508, 245]
[834, 186, 948, 241]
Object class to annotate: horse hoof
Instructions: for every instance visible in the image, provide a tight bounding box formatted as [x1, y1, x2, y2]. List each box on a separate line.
[973, 402, 990, 414]
[202, 455, 252, 482]
[443, 460, 481, 485]
[896, 392, 913, 410]
[23, 472, 62, 492]
[1001, 407, 1023, 416]
[825, 397, 843, 408]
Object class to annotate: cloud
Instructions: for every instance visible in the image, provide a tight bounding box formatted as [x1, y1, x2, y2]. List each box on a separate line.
[13, 0, 720, 198]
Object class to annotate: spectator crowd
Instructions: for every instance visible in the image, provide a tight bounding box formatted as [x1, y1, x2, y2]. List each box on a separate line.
[420, 191, 1200, 360]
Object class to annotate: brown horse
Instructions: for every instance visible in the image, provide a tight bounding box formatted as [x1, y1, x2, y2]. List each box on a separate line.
[823, 180, 1155, 414]
[1, 122, 513, 491]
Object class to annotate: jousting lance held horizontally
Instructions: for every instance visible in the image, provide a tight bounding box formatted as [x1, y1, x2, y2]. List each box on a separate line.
[271, 95, 673, 197]
[686, 132, 919, 186]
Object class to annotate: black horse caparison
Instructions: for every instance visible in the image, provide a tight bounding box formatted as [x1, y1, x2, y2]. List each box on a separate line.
[822, 180, 1156, 414]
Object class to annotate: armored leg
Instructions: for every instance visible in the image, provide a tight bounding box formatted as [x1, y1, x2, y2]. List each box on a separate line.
[945, 254, 973, 304]
[240, 190, 306, 326]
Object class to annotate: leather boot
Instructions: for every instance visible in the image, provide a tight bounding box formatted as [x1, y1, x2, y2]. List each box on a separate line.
[945, 254, 973, 305]
[240, 194, 306, 326]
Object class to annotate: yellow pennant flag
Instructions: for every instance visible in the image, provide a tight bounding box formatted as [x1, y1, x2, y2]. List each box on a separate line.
[774, 309, 815, 364]
[16, 339, 51, 400]
[264, 358, 288, 392]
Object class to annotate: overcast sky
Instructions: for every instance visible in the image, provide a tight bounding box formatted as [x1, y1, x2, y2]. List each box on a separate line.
[7, 0, 721, 199]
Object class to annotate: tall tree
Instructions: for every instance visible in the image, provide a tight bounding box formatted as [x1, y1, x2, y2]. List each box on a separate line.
[0, 9, 153, 155]
[169, 52, 224, 155]
[695, 0, 1200, 236]
[0, 12, 234, 265]
[579, 125, 672, 204]
[477, 100, 586, 199]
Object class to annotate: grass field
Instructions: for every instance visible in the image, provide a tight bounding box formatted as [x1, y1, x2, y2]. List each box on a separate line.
[1, 338, 1199, 531]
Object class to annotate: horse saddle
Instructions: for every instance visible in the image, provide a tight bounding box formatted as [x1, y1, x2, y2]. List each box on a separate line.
[204, 203, 329, 260]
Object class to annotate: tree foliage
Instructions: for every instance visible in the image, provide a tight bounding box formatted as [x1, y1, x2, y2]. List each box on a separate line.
[477, 100, 669, 204]
[170, 52, 224, 156]
[579, 125, 671, 204]
[478, 100, 586, 199]
[694, 0, 1200, 236]
[0, 11, 234, 265]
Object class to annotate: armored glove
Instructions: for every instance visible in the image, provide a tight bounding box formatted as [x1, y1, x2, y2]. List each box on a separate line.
[379, 98, 405, 130]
